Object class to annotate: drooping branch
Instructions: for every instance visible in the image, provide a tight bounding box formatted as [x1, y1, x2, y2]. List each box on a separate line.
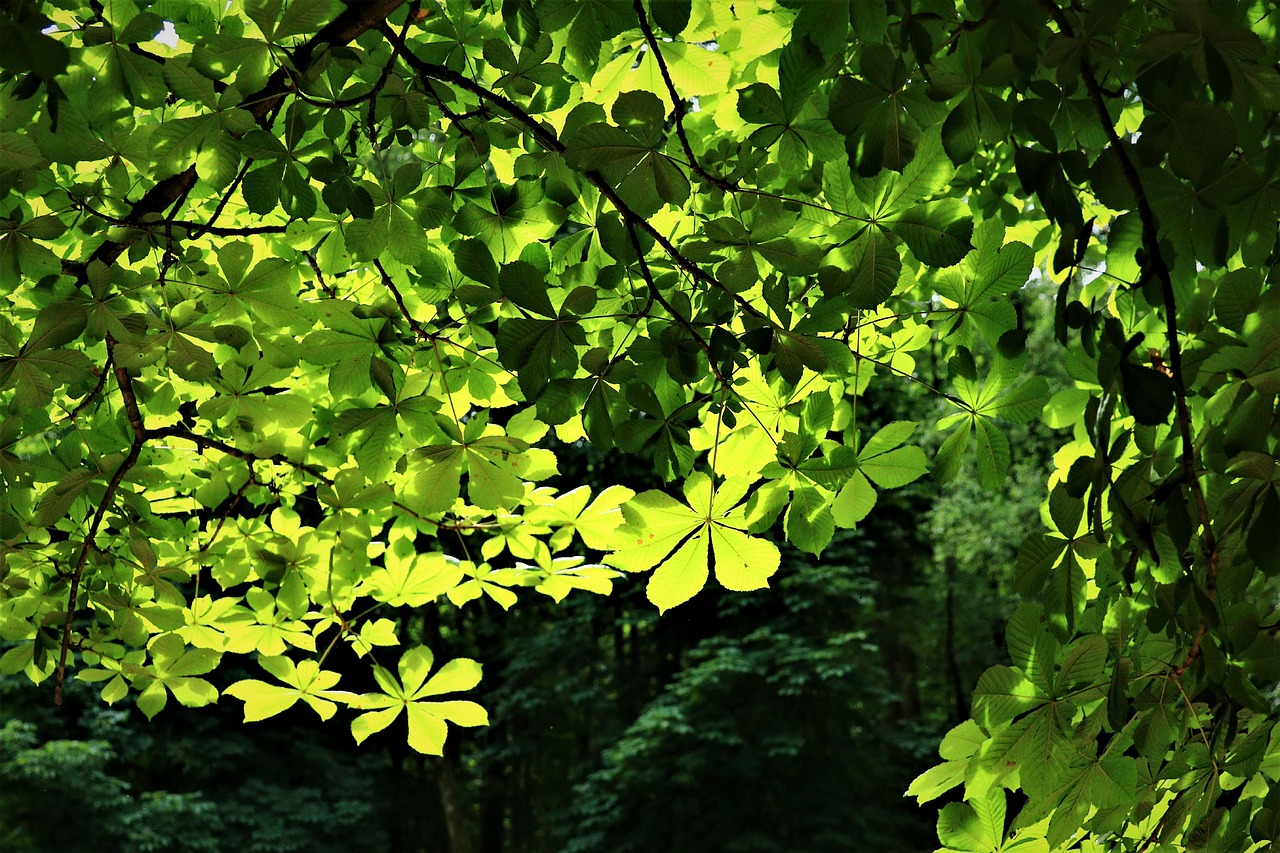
[1040, 0, 1219, 669]
[55, 338, 146, 704]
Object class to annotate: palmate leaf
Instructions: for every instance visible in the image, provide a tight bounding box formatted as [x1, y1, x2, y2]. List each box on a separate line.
[979, 703, 1074, 796]
[446, 562, 526, 610]
[404, 427, 536, 515]
[933, 219, 1034, 345]
[825, 421, 928, 527]
[362, 548, 464, 607]
[454, 182, 566, 261]
[541, 484, 636, 551]
[350, 646, 489, 756]
[224, 656, 355, 722]
[563, 122, 690, 216]
[128, 634, 222, 720]
[936, 789, 1006, 853]
[219, 588, 316, 655]
[525, 555, 622, 602]
[605, 472, 780, 612]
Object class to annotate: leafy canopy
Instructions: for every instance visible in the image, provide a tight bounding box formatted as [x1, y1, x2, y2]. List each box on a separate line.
[3, 0, 1280, 849]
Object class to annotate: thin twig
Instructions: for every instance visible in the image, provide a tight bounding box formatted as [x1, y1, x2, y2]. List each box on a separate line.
[630, 0, 734, 193]
[626, 221, 729, 387]
[72, 196, 289, 237]
[66, 352, 112, 421]
[55, 339, 146, 704]
[374, 258, 432, 340]
[188, 160, 254, 239]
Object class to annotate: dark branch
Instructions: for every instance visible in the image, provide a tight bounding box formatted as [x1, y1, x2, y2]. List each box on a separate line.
[55, 339, 145, 704]
[375, 259, 433, 340]
[246, 0, 411, 124]
[63, 0, 410, 281]
[66, 352, 112, 421]
[1040, 0, 1219, 672]
[631, 0, 735, 193]
[379, 23, 768, 324]
[626, 221, 728, 387]
[73, 198, 289, 237]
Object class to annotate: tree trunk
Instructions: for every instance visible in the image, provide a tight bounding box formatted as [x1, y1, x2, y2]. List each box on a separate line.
[944, 558, 970, 722]
[435, 745, 476, 853]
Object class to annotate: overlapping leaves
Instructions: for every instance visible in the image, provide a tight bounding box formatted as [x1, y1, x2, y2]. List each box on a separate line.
[7, 4, 1271, 847]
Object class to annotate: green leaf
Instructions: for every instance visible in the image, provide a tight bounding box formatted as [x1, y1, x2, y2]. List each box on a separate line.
[499, 260, 555, 317]
[1119, 362, 1175, 426]
[350, 647, 488, 755]
[1014, 535, 1067, 597]
[831, 469, 876, 527]
[224, 657, 351, 722]
[1246, 486, 1280, 575]
[973, 665, 1046, 729]
[650, 0, 692, 36]
[973, 418, 1011, 489]
[24, 302, 86, 352]
[942, 96, 980, 165]
[933, 419, 972, 485]
[860, 445, 927, 488]
[981, 378, 1050, 423]
[890, 200, 974, 267]
[907, 760, 966, 803]
[606, 473, 780, 611]
[0, 132, 45, 169]
[275, 0, 330, 39]
[545, 485, 636, 551]
[937, 789, 1005, 853]
[848, 229, 902, 308]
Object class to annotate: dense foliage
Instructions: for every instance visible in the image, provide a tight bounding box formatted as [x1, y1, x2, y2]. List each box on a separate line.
[0, 517, 966, 852]
[3, 0, 1280, 849]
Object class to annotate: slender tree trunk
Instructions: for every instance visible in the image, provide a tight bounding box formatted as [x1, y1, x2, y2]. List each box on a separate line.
[435, 744, 476, 853]
[478, 752, 505, 853]
[943, 558, 970, 721]
[869, 536, 922, 719]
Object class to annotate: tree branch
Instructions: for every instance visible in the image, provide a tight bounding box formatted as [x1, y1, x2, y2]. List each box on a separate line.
[378, 23, 768, 324]
[66, 352, 112, 421]
[55, 338, 145, 704]
[626, 221, 729, 388]
[246, 0, 411, 124]
[61, 0, 410, 282]
[72, 198, 289, 237]
[1040, 0, 1219, 670]
[631, 0, 735, 193]
[374, 258, 432, 341]
[148, 425, 443, 530]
